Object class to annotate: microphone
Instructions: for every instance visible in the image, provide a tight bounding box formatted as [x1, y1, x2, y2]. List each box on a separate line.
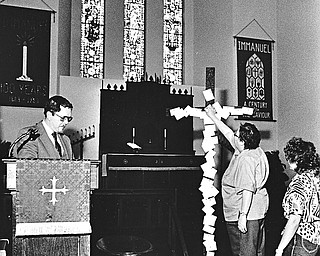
[28, 128, 39, 141]
[8, 128, 39, 157]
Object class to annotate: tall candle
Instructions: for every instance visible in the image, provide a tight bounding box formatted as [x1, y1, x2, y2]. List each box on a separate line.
[164, 128, 167, 150]
[22, 45, 27, 76]
[132, 127, 135, 143]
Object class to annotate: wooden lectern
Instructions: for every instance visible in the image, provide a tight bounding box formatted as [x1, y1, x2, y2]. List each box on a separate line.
[4, 159, 99, 256]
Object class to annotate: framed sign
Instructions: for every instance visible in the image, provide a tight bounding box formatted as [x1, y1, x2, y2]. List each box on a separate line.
[0, 5, 51, 107]
[236, 37, 274, 121]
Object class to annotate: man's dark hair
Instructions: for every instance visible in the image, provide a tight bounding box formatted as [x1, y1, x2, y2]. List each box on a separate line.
[239, 122, 261, 149]
[44, 95, 73, 117]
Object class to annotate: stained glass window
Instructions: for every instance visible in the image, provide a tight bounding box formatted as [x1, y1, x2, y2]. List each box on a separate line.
[163, 0, 183, 85]
[80, 0, 104, 79]
[246, 53, 265, 100]
[123, 0, 145, 82]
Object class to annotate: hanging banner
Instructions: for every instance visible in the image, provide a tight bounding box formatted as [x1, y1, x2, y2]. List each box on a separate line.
[0, 5, 51, 107]
[236, 37, 273, 121]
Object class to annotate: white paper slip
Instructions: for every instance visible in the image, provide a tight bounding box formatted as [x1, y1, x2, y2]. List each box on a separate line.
[127, 142, 142, 149]
[212, 101, 223, 113]
[203, 233, 215, 241]
[220, 108, 231, 119]
[242, 106, 254, 115]
[203, 125, 216, 137]
[203, 214, 217, 227]
[206, 251, 216, 256]
[200, 177, 214, 188]
[201, 162, 213, 172]
[202, 205, 215, 215]
[202, 189, 219, 199]
[203, 239, 217, 251]
[203, 224, 215, 234]
[229, 107, 243, 116]
[170, 107, 188, 120]
[203, 167, 217, 180]
[205, 150, 216, 162]
[202, 197, 217, 206]
[185, 106, 203, 118]
[202, 115, 216, 124]
[203, 89, 215, 101]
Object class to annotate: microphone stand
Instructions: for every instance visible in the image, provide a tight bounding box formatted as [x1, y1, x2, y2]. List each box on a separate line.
[8, 129, 39, 158]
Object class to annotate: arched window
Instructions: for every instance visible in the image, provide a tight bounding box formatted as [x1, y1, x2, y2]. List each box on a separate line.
[80, 0, 104, 78]
[123, 0, 145, 82]
[80, 0, 184, 84]
[163, 0, 183, 85]
[246, 53, 265, 100]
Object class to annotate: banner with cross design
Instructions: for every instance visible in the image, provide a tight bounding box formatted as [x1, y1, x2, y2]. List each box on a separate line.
[236, 37, 274, 121]
[15, 159, 92, 236]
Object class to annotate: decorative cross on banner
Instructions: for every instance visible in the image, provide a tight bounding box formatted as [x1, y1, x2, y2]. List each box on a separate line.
[39, 176, 69, 206]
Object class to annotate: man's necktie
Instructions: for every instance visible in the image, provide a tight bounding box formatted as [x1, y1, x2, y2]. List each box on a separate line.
[52, 132, 62, 157]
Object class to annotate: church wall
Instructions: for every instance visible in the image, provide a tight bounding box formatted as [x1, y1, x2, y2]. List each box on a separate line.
[191, 0, 279, 155]
[2, 0, 320, 165]
[277, 1, 320, 162]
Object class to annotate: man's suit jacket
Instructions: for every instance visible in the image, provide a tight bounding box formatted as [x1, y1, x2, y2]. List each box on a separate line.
[13, 122, 73, 159]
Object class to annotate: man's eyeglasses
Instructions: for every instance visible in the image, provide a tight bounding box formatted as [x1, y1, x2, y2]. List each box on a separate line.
[55, 113, 73, 122]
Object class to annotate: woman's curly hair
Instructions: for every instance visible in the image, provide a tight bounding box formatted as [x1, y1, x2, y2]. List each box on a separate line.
[284, 137, 320, 175]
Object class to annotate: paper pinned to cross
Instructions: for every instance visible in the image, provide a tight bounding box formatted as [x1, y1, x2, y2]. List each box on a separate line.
[202, 204, 215, 215]
[203, 224, 215, 235]
[202, 89, 215, 102]
[169, 102, 254, 120]
[202, 197, 216, 207]
[203, 125, 216, 137]
[170, 88, 256, 254]
[201, 136, 219, 153]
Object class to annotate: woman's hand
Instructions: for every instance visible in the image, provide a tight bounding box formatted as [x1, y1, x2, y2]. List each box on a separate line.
[204, 105, 217, 120]
[238, 214, 247, 233]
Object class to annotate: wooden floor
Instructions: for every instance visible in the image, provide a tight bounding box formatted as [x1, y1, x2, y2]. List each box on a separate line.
[91, 193, 286, 256]
[0, 191, 287, 256]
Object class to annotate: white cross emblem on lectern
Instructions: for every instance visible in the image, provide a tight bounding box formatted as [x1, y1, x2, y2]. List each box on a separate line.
[39, 176, 69, 206]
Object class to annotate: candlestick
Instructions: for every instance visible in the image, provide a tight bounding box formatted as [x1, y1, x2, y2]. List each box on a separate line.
[132, 127, 135, 143]
[164, 128, 167, 151]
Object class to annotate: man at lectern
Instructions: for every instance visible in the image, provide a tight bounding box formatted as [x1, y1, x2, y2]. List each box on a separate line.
[13, 95, 74, 159]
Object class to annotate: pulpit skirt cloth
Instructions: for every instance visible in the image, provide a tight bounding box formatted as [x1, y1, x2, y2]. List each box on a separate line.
[5, 159, 98, 256]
